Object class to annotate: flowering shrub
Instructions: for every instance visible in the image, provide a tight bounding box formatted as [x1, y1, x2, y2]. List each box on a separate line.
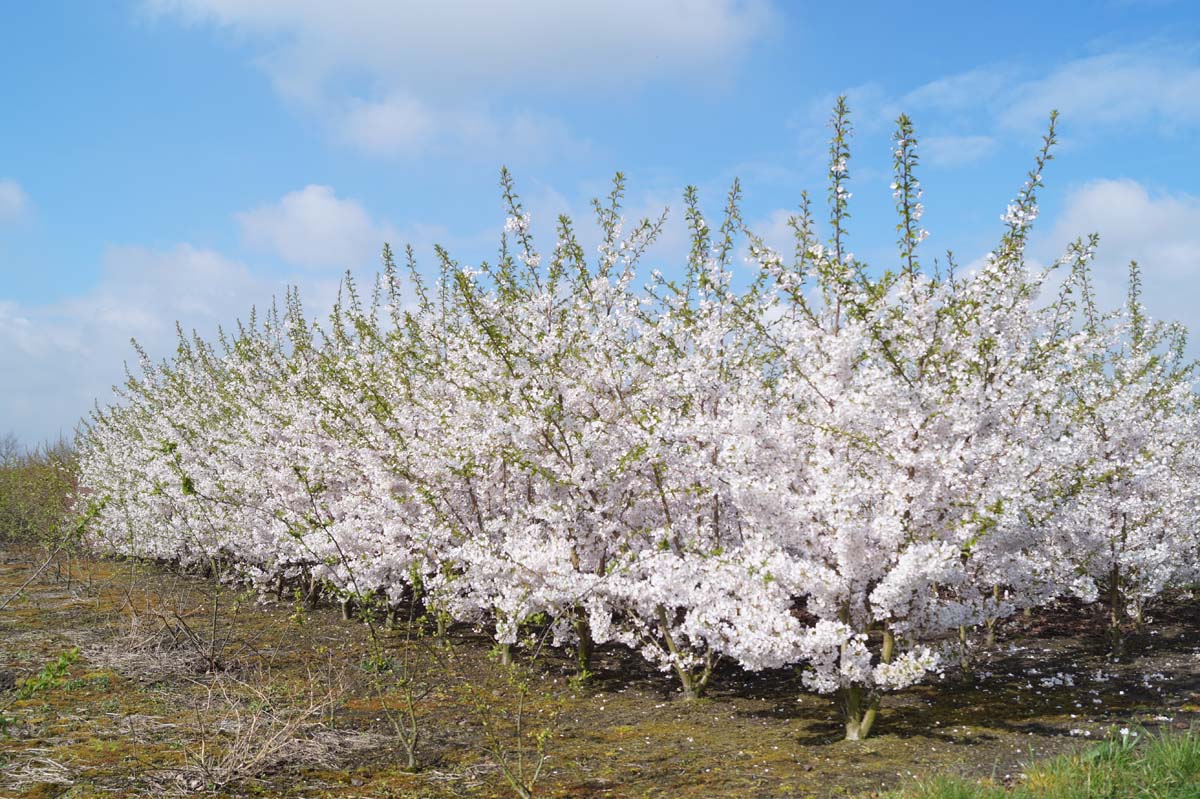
[75, 102, 1200, 740]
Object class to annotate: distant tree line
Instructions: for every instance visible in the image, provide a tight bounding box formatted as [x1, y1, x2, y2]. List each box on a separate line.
[0, 432, 76, 546]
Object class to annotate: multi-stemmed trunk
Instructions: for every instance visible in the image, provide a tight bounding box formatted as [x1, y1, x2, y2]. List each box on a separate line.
[840, 684, 880, 741]
[840, 627, 894, 741]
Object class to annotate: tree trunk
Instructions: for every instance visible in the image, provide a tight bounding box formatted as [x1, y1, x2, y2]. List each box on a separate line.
[657, 605, 709, 699]
[574, 607, 593, 679]
[305, 574, 321, 610]
[841, 685, 880, 741]
[436, 610, 449, 644]
[840, 684, 883, 741]
[1107, 563, 1126, 656]
[985, 585, 1001, 646]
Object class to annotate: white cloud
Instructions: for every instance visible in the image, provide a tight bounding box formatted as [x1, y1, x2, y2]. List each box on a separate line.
[340, 95, 587, 160]
[998, 50, 1200, 133]
[0, 245, 276, 445]
[1, 178, 504, 446]
[898, 47, 1200, 138]
[1038, 178, 1200, 339]
[899, 67, 1017, 116]
[147, 0, 772, 95]
[237, 185, 395, 269]
[806, 47, 1200, 169]
[146, 0, 771, 157]
[0, 240, 412, 446]
[341, 94, 438, 155]
[0, 179, 28, 222]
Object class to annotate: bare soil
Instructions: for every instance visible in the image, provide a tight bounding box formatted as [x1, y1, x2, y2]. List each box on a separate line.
[1, 548, 1197, 799]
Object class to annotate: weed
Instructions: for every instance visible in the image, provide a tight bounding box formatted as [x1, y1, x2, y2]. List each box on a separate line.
[16, 647, 80, 700]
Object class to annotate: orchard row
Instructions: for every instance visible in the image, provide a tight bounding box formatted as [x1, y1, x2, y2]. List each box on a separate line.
[76, 105, 1200, 740]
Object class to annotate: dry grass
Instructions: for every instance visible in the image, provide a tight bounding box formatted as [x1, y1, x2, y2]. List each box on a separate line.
[169, 666, 352, 793]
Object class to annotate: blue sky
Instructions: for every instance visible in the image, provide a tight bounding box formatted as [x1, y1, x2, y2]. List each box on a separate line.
[3, 1, 1200, 445]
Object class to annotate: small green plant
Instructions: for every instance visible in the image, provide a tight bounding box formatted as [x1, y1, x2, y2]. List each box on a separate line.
[16, 647, 80, 700]
[0, 647, 82, 737]
[435, 632, 563, 799]
[287, 590, 309, 626]
[360, 653, 396, 674]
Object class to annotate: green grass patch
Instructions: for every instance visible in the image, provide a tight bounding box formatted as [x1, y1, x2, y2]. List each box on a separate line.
[893, 729, 1200, 799]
